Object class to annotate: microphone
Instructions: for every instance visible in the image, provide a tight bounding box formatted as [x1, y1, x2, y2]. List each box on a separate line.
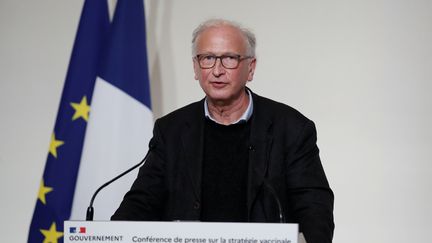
[249, 179, 285, 223]
[85, 139, 156, 221]
[263, 180, 285, 223]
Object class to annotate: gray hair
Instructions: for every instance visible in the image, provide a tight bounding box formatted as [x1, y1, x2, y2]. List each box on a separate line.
[191, 19, 256, 57]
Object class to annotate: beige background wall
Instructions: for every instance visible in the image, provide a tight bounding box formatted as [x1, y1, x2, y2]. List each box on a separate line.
[1, 0, 431, 242]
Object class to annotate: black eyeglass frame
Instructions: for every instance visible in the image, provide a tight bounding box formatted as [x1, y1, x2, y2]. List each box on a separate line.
[195, 54, 253, 69]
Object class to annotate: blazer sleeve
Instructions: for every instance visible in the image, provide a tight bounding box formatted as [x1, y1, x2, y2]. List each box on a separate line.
[111, 120, 168, 220]
[285, 120, 334, 243]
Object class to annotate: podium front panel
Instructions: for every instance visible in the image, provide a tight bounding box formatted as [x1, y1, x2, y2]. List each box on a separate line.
[64, 221, 299, 243]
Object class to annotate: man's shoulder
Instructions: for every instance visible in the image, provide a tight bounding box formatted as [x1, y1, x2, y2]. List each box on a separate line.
[252, 92, 310, 123]
[155, 98, 204, 126]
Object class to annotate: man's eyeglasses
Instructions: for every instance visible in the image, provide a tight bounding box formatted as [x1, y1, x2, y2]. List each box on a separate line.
[195, 54, 253, 69]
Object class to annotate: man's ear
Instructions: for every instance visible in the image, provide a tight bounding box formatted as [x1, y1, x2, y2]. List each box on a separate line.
[193, 58, 199, 80]
[247, 58, 257, 81]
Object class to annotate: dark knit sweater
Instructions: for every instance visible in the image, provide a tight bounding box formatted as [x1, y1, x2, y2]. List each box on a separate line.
[200, 119, 251, 222]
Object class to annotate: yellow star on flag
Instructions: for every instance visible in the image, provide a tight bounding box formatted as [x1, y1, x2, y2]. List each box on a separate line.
[40, 222, 63, 243]
[70, 96, 90, 121]
[49, 133, 64, 158]
[38, 179, 53, 205]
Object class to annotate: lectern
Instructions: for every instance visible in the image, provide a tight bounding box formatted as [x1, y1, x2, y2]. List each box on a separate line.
[64, 221, 304, 243]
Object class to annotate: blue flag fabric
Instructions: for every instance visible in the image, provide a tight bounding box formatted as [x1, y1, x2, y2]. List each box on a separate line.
[100, 0, 151, 107]
[28, 0, 152, 242]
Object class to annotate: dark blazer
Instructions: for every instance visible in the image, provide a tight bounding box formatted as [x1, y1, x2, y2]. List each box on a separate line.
[112, 91, 334, 243]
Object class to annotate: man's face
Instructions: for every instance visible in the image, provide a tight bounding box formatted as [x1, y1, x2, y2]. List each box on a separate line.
[193, 25, 256, 105]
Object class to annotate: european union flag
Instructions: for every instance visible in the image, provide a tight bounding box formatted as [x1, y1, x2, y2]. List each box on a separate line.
[28, 0, 153, 242]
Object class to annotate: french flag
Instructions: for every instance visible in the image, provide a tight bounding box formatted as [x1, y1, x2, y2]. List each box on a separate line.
[69, 227, 86, 234]
[70, 0, 153, 220]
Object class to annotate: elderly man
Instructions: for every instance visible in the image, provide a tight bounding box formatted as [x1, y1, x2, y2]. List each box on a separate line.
[112, 19, 334, 243]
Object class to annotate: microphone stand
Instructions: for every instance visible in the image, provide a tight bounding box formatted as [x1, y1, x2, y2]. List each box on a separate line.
[86, 146, 153, 221]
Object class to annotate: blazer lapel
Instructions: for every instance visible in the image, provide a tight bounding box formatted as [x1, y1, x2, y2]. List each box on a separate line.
[180, 100, 205, 201]
[247, 93, 274, 219]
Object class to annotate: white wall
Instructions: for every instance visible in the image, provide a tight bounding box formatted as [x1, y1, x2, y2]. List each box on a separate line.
[1, 0, 431, 242]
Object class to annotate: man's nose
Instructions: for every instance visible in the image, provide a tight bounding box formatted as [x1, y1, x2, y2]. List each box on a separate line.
[212, 58, 226, 77]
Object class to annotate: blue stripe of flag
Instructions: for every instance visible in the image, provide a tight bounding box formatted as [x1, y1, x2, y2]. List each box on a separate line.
[99, 0, 152, 109]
